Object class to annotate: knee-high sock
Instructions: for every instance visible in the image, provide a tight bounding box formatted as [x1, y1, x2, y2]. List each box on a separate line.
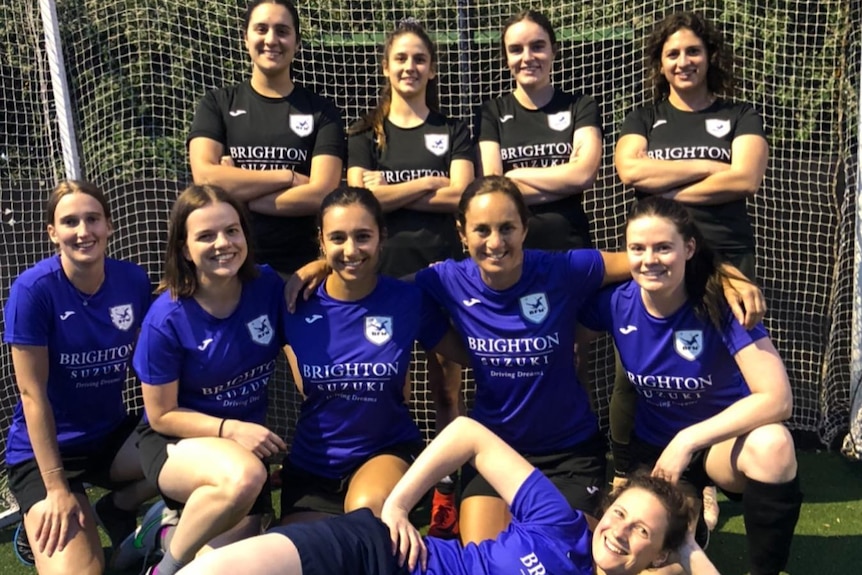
[743, 475, 802, 575]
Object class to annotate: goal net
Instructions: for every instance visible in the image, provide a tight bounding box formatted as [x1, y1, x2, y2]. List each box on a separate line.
[0, 0, 857, 521]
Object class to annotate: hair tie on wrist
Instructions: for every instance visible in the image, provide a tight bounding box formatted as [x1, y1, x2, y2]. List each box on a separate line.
[218, 418, 227, 438]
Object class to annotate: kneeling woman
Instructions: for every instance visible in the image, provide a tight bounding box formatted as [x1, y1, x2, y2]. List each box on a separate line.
[279, 186, 467, 525]
[132, 185, 289, 575]
[178, 416, 718, 575]
[580, 196, 801, 575]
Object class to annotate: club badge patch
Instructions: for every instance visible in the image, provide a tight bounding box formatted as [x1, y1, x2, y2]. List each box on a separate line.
[365, 316, 393, 345]
[674, 330, 703, 361]
[109, 304, 134, 331]
[519, 293, 549, 324]
[705, 118, 731, 138]
[289, 114, 314, 137]
[547, 111, 571, 132]
[247, 314, 274, 346]
[424, 134, 449, 157]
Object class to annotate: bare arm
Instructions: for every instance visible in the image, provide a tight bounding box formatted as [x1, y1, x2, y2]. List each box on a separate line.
[142, 381, 286, 458]
[429, 328, 471, 367]
[247, 154, 343, 216]
[506, 125, 602, 197]
[346, 166, 436, 212]
[12, 345, 85, 556]
[653, 337, 791, 483]
[600, 251, 631, 286]
[478, 140, 505, 177]
[188, 137, 294, 201]
[404, 158, 475, 212]
[663, 135, 768, 204]
[678, 532, 722, 575]
[615, 134, 729, 193]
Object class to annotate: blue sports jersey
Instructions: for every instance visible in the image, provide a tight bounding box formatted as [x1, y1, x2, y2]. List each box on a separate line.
[580, 280, 765, 446]
[134, 266, 286, 425]
[3, 256, 151, 466]
[419, 469, 593, 575]
[414, 250, 604, 453]
[286, 276, 447, 478]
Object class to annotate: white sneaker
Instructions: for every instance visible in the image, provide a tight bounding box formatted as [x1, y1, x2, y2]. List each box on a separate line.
[110, 500, 178, 570]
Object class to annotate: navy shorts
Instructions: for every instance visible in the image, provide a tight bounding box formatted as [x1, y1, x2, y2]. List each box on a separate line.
[8, 413, 141, 514]
[271, 508, 408, 575]
[280, 441, 422, 518]
[461, 432, 606, 516]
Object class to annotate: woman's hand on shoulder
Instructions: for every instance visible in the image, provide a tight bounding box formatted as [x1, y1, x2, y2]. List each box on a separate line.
[222, 420, 286, 458]
[284, 260, 330, 312]
[381, 499, 427, 572]
[719, 264, 766, 329]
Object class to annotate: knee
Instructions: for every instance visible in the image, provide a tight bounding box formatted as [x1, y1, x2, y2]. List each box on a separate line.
[217, 456, 267, 505]
[741, 425, 797, 481]
[344, 489, 386, 515]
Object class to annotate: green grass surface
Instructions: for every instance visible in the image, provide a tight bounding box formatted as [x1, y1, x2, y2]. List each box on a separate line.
[0, 451, 858, 574]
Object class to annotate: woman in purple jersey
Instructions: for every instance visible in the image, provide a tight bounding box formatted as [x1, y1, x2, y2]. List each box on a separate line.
[582, 197, 800, 575]
[178, 417, 720, 575]
[346, 20, 474, 538]
[278, 186, 467, 527]
[121, 185, 289, 575]
[3, 181, 156, 573]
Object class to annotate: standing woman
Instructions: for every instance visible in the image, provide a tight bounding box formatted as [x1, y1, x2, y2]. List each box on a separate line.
[130, 185, 289, 575]
[613, 12, 769, 526]
[478, 10, 602, 251]
[3, 181, 156, 574]
[279, 187, 467, 526]
[580, 197, 800, 575]
[346, 20, 474, 537]
[188, 0, 344, 276]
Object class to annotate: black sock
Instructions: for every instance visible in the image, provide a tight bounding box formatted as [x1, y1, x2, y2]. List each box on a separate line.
[743, 475, 802, 575]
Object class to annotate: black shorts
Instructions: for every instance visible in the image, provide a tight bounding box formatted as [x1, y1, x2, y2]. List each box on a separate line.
[8, 413, 141, 514]
[279, 441, 423, 518]
[270, 508, 408, 575]
[136, 422, 272, 514]
[629, 435, 742, 501]
[461, 432, 606, 516]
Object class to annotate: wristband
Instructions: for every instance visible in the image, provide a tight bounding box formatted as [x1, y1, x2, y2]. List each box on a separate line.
[218, 418, 227, 438]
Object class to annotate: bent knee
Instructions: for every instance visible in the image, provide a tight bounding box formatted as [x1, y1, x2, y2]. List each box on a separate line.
[216, 457, 267, 503]
[740, 424, 797, 481]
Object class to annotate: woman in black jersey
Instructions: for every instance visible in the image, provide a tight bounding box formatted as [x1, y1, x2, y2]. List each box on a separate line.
[478, 10, 602, 252]
[612, 12, 769, 537]
[188, 0, 344, 276]
[347, 20, 474, 540]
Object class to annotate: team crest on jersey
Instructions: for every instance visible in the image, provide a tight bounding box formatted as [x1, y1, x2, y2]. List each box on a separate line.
[289, 114, 314, 137]
[547, 111, 571, 131]
[109, 304, 134, 331]
[247, 314, 274, 346]
[674, 330, 703, 361]
[519, 293, 549, 324]
[424, 134, 449, 157]
[365, 316, 393, 345]
[705, 118, 731, 138]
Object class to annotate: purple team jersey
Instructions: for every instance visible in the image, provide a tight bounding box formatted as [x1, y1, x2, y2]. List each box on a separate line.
[286, 276, 447, 478]
[3, 256, 151, 466]
[419, 469, 593, 575]
[415, 250, 604, 453]
[134, 266, 286, 425]
[580, 280, 765, 446]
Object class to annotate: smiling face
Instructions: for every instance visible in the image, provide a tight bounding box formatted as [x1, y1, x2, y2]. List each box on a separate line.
[626, 214, 694, 301]
[320, 203, 381, 290]
[458, 191, 527, 290]
[592, 488, 671, 574]
[245, 1, 298, 79]
[183, 201, 248, 286]
[47, 191, 113, 271]
[660, 27, 709, 97]
[385, 32, 436, 101]
[503, 18, 556, 91]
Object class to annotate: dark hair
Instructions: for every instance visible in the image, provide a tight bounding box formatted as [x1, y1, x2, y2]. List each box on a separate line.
[499, 10, 558, 60]
[159, 184, 258, 298]
[46, 180, 111, 225]
[646, 12, 734, 101]
[348, 20, 440, 150]
[627, 196, 750, 328]
[243, 0, 301, 42]
[318, 186, 387, 239]
[456, 175, 530, 229]
[605, 472, 692, 553]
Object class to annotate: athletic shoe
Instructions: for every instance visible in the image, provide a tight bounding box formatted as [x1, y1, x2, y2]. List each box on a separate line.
[13, 522, 35, 566]
[427, 488, 459, 539]
[94, 492, 138, 547]
[702, 485, 719, 531]
[110, 500, 178, 570]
